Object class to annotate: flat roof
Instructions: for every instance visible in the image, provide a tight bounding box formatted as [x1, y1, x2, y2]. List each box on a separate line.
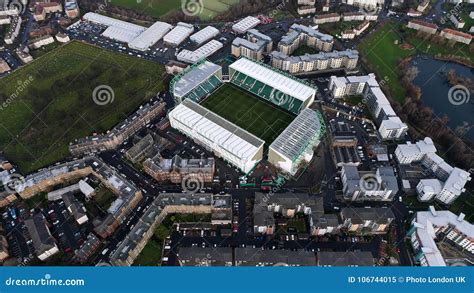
[173, 61, 221, 98]
[229, 57, 316, 103]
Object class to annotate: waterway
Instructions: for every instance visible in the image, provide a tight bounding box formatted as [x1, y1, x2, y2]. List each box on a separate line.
[411, 56, 474, 141]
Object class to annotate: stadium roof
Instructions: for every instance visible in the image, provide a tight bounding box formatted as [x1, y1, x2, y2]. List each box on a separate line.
[84, 13, 145, 42]
[177, 40, 223, 63]
[173, 61, 221, 98]
[190, 26, 219, 45]
[229, 57, 316, 102]
[270, 109, 323, 161]
[128, 21, 172, 51]
[232, 16, 261, 33]
[170, 99, 264, 160]
[163, 22, 194, 46]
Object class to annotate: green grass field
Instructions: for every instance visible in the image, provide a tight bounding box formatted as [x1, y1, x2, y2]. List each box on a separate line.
[112, 0, 240, 20]
[201, 84, 295, 144]
[358, 22, 415, 102]
[0, 41, 165, 174]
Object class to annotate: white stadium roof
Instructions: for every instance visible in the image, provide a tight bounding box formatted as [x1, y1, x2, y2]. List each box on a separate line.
[163, 22, 194, 46]
[232, 16, 261, 34]
[177, 40, 223, 63]
[229, 58, 316, 103]
[270, 109, 323, 161]
[170, 100, 264, 164]
[190, 26, 219, 45]
[173, 61, 222, 98]
[129, 21, 173, 51]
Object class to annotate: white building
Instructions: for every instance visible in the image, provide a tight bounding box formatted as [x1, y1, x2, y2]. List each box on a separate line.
[83, 12, 146, 43]
[163, 22, 194, 46]
[128, 21, 173, 51]
[190, 26, 219, 45]
[396, 138, 471, 204]
[268, 109, 325, 175]
[177, 40, 223, 63]
[409, 206, 474, 266]
[168, 99, 264, 173]
[329, 74, 407, 140]
[232, 16, 261, 34]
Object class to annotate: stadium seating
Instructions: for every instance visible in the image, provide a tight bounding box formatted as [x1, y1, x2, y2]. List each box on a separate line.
[229, 70, 304, 115]
[183, 74, 222, 103]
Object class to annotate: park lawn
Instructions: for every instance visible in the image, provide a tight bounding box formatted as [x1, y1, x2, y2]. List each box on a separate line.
[358, 22, 416, 102]
[201, 84, 295, 144]
[112, 0, 239, 20]
[0, 41, 165, 174]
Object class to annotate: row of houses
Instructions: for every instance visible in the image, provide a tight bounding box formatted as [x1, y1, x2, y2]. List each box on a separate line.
[143, 154, 215, 184]
[177, 247, 376, 266]
[109, 193, 232, 266]
[69, 100, 165, 156]
[407, 19, 472, 45]
[12, 156, 143, 239]
[253, 193, 395, 236]
[314, 12, 378, 24]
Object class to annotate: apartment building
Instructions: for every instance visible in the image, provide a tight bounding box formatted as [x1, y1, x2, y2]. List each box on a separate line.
[407, 19, 438, 34]
[253, 193, 340, 236]
[314, 13, 341, 24]
[341, 164, 399, 201]
[340, 208, 395, 234]
[408, 206, 473, 266]
[25, 213, 59, 261]
[440, 28, 472, 45]
[270, 49, 358, 74]
[231, 29, 272, 61]
[278, 24, 334, 55]
[395, 138, 471, 204]
[69, 100, 165, 156]
[329, 74, 408, 140]
[143, 154, 215, 184]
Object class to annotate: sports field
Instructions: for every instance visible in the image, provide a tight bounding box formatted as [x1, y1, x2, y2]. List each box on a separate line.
[112, 0, 240, 20]
[201, 84, 295, 144]
[0, 41, 165, 174]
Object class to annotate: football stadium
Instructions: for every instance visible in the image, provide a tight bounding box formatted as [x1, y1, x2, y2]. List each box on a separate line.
[169, 57, 325, 174]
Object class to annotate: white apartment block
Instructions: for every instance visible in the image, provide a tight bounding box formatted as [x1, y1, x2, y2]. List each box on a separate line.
[409, 207, 473, 266]
[395, 138, 472, 204]
[329, 74, 407, 140]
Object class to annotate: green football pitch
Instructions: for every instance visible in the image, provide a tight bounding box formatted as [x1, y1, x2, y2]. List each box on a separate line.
[201, 84, 295, 144]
